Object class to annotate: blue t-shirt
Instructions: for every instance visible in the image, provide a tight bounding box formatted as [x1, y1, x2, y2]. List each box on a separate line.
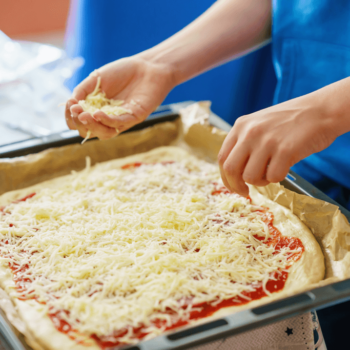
[272, 0, 350, 197]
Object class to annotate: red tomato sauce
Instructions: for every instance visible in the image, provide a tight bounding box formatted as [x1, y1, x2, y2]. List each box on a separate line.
[0, 193, 36, 214]
[121, 161, 174, 169]
[211, 182, 231, 195]
[1, 170, 304, 349]
[121, 162, 143, 169]
[90, 271, 290, 349]
[14, 192, 36, 203]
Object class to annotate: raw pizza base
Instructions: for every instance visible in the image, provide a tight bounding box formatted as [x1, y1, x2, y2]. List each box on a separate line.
[0, 146, 325, 350]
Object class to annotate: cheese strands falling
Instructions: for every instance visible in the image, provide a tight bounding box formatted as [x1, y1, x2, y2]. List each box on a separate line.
[0, 157, 302, 345]
[81, 130, 92, 144]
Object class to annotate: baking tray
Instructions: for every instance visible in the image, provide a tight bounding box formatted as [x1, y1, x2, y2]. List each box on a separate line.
[0, 101, 350, 350]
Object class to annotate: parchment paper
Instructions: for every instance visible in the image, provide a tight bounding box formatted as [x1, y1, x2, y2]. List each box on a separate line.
[0, 102, 350, 348]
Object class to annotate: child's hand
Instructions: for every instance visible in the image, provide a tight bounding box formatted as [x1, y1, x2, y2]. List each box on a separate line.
[65, 56, 176, 140]
[218, 95, 337, 196]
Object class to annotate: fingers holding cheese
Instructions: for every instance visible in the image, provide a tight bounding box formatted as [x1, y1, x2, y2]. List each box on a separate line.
[65, 57, 176, 141]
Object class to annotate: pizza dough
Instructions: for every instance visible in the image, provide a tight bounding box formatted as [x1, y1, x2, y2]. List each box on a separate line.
[0, 147, 325, 350]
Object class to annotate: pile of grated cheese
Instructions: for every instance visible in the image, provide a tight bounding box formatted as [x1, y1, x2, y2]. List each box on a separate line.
[78, 77, 132, 144]
[78, 77, 132, 117]
[0, 158, 300, 345]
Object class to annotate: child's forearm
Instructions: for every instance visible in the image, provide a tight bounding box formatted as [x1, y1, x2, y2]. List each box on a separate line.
[140, 0, 272, 85]
[314, 76, 350, 137]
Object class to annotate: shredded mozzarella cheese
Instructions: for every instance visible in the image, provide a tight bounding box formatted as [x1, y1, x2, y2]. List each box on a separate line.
[0, 157, 301, 345]
[78, 77, 132, 116]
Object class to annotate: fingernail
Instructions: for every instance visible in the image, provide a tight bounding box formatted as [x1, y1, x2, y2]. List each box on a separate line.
[79, 118, 88, 125]
[94, 115, 101, 122]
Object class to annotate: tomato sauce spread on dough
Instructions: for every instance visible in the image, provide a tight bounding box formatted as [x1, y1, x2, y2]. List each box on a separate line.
[1, 165, 304, 349]
[121, 161, 174, 169]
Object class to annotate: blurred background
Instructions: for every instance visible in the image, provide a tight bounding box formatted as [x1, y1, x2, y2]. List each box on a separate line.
[1, 0, 68, 48]
[0, 0, 276, 145]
